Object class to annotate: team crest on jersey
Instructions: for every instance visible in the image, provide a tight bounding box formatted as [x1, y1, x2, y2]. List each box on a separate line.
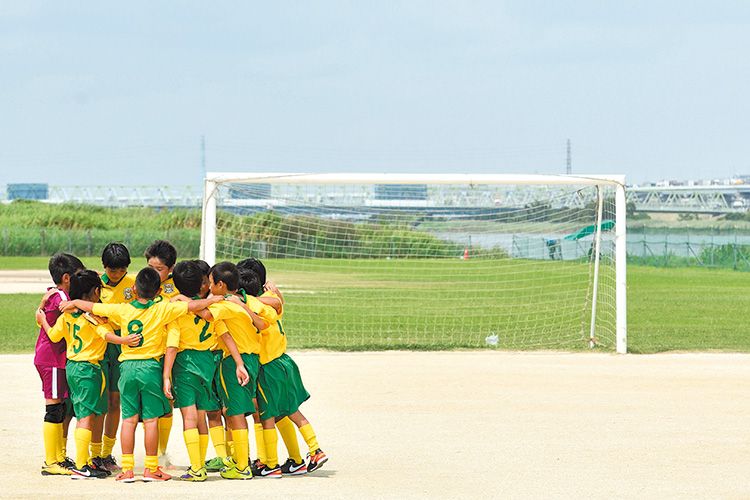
[164, 283, 175, 294]
[124, 287, 134, 300]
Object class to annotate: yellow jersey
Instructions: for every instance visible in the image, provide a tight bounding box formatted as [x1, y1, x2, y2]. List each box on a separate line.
[159, 275, 180, 301]
[166, 311, 228, 352]
[47, 312, 114, 364]
[209, 295, 277, 357]
[258, 291, 286, 365]
[100, 273, 136, 304]
[92, 299, 188, 362]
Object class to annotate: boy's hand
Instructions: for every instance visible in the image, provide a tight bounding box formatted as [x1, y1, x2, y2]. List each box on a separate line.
[236, 364, 250, 386]
[38, 288, 58, 311]
[163, 377, 173, 400]
[35, 308, 46, 328]
[171, 294, 190, 302]
[123, 334, 141, 346]
[58, 300, 78, 313]
[264, 280, 281, 296]
[225, 295, 244, 306]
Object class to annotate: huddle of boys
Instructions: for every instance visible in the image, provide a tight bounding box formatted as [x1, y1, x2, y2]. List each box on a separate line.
[35, 240, 327, 482]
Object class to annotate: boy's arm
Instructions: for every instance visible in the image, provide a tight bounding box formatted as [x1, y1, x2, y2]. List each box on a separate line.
[187, 295, 224, 313]
[224, 295, 269, 331]
[258, 295, 282, 315]
[264, 281, 284, 304]
[162, 347, 178, 400]
[220, 333, 250, 386]
[46, 318, 66, 342]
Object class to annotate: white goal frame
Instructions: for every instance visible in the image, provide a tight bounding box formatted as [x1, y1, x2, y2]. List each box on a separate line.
[201, 172, 627, 353]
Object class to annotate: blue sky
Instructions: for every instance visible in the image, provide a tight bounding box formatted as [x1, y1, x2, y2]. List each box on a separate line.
[1, 1, 749, 186]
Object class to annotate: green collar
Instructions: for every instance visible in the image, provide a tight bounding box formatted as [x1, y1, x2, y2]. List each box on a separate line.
[101, 274, 110, 285]
[71, 312, 83, 318]
[130, 296, 163, 309]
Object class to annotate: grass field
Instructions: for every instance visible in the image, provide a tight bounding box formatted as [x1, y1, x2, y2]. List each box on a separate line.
[2, 257, 749, 353]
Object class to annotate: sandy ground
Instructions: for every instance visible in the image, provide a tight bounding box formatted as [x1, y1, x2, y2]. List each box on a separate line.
[1, 352, 749, 499]
[2, 271, 749, 498]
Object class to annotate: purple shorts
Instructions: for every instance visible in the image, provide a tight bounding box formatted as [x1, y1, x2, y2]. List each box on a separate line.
[35, 365, 69, 400]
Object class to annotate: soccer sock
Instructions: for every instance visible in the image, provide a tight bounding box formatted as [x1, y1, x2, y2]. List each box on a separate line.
[183, 429, 201, 472]
[209, 426, 227, 458]
[75, 428, 92, 469]
[157, 415, 173, 455]
[90, 441, 102, 459]
[233, 428, 249, 470]
[276, 417, 302, 463]
[199, 433, 209, 463]
[254, 423, 266, 464]
[144, 454, 159, 473]
[121, 454, 135, 472]
[262, 428, 279, 469]
[56, 425, 65, 462]
[42, 422, 61, 465]
[298, 423, 320, 453]
[102, 435, 116, 457]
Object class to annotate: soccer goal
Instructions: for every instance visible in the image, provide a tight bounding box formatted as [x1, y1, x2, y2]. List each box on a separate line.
[201, 173, 627, 353]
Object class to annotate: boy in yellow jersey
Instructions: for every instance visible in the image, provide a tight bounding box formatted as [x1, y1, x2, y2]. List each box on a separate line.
[145, 239, 179, 456]
[239, 263, 328, 477]
[45, 270, 141, 479]
[93, 242, 136, 473]
[163, 260, 249, 482]
[60, 267, 224, 483]
[200, 262, 276, 480]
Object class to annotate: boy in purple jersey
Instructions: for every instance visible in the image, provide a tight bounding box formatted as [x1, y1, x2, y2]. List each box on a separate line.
[34, 253, 84, 476]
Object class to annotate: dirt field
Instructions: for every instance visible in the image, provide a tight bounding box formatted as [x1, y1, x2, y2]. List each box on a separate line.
[0, 351, 748, 499]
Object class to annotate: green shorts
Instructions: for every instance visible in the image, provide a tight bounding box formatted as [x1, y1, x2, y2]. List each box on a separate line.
[209, 350, 224, 411]
[257, 354, 310, 421]
[219, 353, 259, 417]
[172, 349, 218, 411]
[104, 336, 122, 393]
[118, 359, 171, 420]
[65, 360, 108, 419]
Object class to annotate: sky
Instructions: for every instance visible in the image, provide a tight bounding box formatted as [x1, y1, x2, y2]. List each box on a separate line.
[1, 1, 749, 187]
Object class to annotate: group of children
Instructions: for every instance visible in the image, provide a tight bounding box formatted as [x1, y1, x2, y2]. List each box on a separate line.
[35, 240, 328, 481]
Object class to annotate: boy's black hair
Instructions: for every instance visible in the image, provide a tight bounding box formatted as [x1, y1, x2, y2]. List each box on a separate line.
[48, 253, 85, 285]
[69, 270, 102, 301]
[238, 268, 262, 297]
[237, 258, 266, 284]
[135, 267, 161, 300]
[210, 261, 239, 292]
[173, 260, 203, 298]
[144, 240, 177, 268]
[102, 242, 131, 269]
[193, 259, 210, 277]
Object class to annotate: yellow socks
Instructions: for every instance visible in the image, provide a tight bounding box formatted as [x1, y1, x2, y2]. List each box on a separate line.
[75, 428, 92, 469]
[232, 428, 249, 470]
[262, 428, 279, 468]
[42, 422, 61, 465]
[299, 423, 320, 453]
[183, 429, 201, 471]
[199, 433, 209, 464]
[90, 441, 102, 459]
[56, 425, 65, 462]
[209, 426, 226, 458]
[121, 453, 135, 472]
[157, 415, 173, 455]
[276, 417, 302, 463]
[102, 435, 116, 457]
[145, 455, 159, 473]
[254, 423, 266, 464]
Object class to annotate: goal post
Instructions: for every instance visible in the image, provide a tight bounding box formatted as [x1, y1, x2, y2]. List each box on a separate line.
[201, 172, 627, 353]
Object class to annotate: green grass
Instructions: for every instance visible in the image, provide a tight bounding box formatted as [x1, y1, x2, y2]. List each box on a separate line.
[3, 259, 748, 353]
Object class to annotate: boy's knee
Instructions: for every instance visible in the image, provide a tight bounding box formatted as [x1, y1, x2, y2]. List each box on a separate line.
[44, 403, 65, 424]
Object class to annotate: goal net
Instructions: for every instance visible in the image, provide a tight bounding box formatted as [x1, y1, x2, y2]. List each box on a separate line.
[201, 173, 627, 352]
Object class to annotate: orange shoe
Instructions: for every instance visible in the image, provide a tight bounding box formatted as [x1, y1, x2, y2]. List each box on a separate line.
[116, 469, 136, 483]
[143, 466, 172, 482]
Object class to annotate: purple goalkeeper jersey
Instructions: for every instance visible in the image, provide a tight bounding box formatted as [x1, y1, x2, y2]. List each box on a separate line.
[33, 287, 68, 369]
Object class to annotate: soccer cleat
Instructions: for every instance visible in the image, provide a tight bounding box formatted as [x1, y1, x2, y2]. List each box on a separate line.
[280, 458, 307, 475]
[143, 466, 172, 482]
[100, 455, 120, 472]
[306, 449, 328, 473]
[70, 464, 109, 479]
[90, 457, 112, 476]
[256, 463, 282, 478]
[41, 462, 72, 476]
[220, 465, 253, 480]
[115, 469, 136, 483]
[250, 459, 262, 476]
[60, 457, 76, 470]
[179, 467, 208, 482]
[205, 456, 227, 472]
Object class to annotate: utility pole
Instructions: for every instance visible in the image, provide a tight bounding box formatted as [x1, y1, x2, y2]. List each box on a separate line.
[201, 135, 206, 181]
[566, 139, 572, 175]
